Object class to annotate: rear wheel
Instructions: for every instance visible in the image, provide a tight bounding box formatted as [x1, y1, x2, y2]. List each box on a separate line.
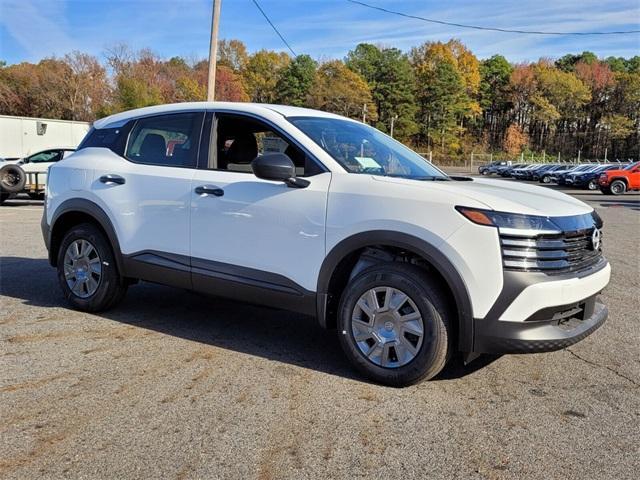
[57, 223, 127, 312]
[587, 179, 598, 190]
[610, 180, 626, 195]
[337, 263, 453, 386]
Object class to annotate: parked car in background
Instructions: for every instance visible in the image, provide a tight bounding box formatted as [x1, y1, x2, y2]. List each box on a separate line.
[530, 164, 561, 181]
[565, 165, 617, 190]
[0, 148, 75, 204]
[478, 161, 509, 175]
[41, 102, 610, 386]
[499, 163, 527, 177]
[511, 164, 540, 180]
[555, 164, 596, 185]
[599, 162, 640, 195]
[539, 164, 575, 184]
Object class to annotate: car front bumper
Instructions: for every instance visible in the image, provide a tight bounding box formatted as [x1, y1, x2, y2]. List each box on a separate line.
[472, 260, 610, 354]
[474, 295, 607, 353]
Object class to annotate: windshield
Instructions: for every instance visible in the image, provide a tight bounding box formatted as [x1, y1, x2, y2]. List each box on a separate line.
[288, 117, 447, 180]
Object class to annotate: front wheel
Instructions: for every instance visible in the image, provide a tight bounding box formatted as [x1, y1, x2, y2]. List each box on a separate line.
[587, 179, 598, 190]
[610, 180, 626, 195]
[57, 223, 127, 312]
[541, 175, 551, 184]
[337, 263, 453, 386]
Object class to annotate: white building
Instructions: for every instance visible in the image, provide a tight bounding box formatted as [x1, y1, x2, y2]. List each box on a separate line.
[0, 115, 90, 158]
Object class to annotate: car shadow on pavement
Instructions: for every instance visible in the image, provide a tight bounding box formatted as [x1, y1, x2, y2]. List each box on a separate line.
[1, 256, 495, 383]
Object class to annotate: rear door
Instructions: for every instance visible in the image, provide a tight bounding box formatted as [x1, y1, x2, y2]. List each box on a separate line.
[90, 111, 204, 287]
[189, 112, 330, 313]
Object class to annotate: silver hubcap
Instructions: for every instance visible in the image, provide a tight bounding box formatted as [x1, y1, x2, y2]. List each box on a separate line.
[63, 239, 102, 298]
[351, 287, 424, 368]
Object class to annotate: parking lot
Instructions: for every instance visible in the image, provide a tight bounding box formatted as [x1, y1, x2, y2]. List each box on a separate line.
[1, 186, 639, 479]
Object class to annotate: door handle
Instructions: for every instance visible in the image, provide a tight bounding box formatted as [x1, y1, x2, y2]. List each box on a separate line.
[99, 174, 126, 185]
[195, 185, 224, 197]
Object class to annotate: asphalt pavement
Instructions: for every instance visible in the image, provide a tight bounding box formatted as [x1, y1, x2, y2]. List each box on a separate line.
[1, 185, 639, 479]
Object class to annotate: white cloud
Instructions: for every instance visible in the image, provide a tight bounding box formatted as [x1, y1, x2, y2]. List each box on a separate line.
[0, 0, 74, 60]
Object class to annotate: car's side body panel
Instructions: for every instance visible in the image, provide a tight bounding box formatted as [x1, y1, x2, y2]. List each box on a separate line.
[190, 170, 331, 292]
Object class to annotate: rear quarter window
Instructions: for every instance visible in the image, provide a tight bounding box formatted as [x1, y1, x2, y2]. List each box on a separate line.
[78, 128, 122, 149]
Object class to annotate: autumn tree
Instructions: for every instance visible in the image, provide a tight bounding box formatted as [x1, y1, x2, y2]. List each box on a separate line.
[63, 51, 111, 120]
[308, 61, 377, 121]
[503, 124, 528, 155]
[218, 39, 248, 71]
[214, 65, 249, 101]
[242, 50, 290, 103]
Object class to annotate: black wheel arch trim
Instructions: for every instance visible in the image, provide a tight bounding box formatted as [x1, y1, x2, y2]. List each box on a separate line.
[316, 230, 474, 352]
[48, 198, 124, 274]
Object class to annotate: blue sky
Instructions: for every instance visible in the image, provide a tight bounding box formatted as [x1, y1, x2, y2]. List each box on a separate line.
[1, 0, 639, 65]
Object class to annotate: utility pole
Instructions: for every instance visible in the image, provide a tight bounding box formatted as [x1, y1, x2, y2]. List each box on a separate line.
[207, 0, 222, 102]
[390, 114, 398, 138]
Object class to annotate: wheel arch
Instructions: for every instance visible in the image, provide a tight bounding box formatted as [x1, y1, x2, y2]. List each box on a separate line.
[48, 198, 123, 274]
[609, 176, 629, 185]
[316, 231, 474, 352]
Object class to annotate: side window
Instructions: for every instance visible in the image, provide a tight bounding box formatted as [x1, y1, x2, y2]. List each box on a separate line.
[79, 128, 121, 149]
[28, 150, 61, 163]
[210, 114, 323, 177]
[125, 112, 203, 168]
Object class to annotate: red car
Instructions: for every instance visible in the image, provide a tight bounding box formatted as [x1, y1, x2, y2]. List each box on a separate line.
[599, 162, 640, 195]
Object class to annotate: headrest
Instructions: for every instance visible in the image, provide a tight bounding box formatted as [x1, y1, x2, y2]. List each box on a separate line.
[227, 133, 258, 164]
[140, 134, 166, 158]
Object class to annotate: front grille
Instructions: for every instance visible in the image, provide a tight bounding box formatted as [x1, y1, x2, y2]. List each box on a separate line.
[500, 228, 603, 274]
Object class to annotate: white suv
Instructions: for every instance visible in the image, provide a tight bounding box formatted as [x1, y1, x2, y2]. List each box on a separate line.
[42, 102, 610, 386]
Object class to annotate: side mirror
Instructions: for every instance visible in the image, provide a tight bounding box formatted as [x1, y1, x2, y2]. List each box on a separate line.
[252, 153, 309, 188]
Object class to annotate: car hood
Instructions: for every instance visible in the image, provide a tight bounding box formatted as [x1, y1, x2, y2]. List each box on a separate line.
[373, 176, 593, 217]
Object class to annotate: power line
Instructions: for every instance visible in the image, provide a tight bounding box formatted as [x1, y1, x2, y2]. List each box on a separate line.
[251, 0, 297, 56]
[347, 0, 640, 36]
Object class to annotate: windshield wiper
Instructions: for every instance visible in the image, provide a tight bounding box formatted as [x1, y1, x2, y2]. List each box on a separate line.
[414, 176, 450, 181]
[384, 174, 450, 181]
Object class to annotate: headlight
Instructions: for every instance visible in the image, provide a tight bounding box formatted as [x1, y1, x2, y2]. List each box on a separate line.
[455, 206, 561, 235]
[456, 206, 601, 236]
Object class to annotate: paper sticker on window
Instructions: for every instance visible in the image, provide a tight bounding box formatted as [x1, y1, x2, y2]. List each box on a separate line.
[354, 157, 381, 169]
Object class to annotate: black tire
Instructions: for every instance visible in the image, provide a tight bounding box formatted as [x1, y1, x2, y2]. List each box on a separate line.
[481, 170, 489, 175]
[600, 186, 612, 195]
[57, 223, 127, 312]
[541, 175, 551, 184]
[337, 263, 453, 387]
[0, 164, 26, 193]
[610, 180, 626, 195]
[0, 192, 10, 205]
[587, 179, 598, 191]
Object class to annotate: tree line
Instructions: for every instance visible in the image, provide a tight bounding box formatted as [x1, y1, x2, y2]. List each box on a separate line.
[1, 39, 638, 162]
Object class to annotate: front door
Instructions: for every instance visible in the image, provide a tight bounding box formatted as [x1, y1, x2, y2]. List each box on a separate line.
[190, 112, 330, 313]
